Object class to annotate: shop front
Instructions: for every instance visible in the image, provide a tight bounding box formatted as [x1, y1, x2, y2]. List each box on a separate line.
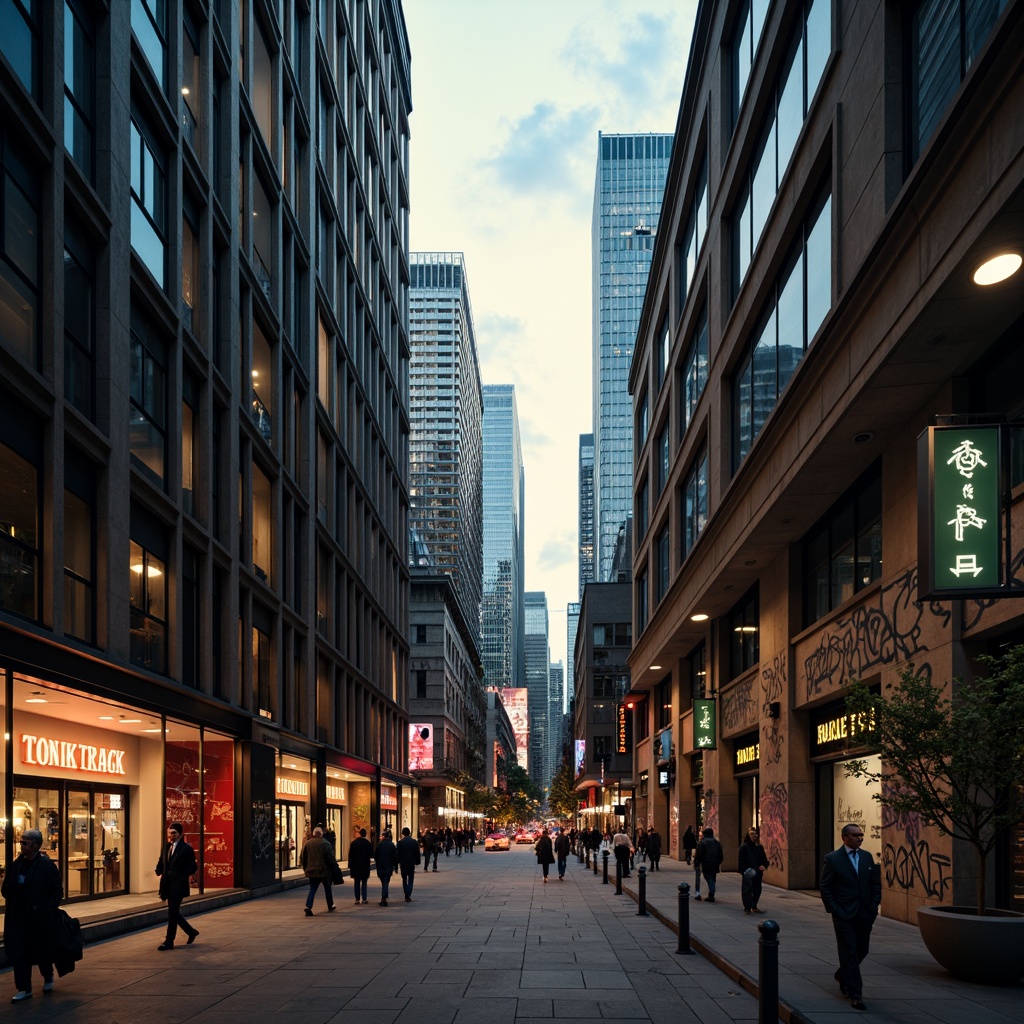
[811, 699, 882, 874]
[276, 755, 312, 875]
[733, 731, 760, 843]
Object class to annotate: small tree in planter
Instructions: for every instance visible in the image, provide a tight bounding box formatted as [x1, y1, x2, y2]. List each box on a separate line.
[845, 645, 1024, 917]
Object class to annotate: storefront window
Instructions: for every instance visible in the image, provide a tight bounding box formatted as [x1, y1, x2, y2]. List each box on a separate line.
[202, 728, 235, 889]
[276, 753, 311, 875]
[832, 754, 881, 858]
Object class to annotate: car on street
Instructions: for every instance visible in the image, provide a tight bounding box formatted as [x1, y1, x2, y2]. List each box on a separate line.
[485, 832, 510, 851]
[514, 830, 536, 844]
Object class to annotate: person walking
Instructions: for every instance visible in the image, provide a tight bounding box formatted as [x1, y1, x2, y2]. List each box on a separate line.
[300, 826, 338, 916]
[693, 827, 724, 903]
[155, 822, 199, 950]
[682, 824, 697, 864]
[534, 828, 555, 882]
[374, 831, 399, 906]
[396, 827, 421, 901]
[3, 829, 62, 1003]
[820, 823, 881, 1011]
[612, 828, 632, 878]
[553, 829, 571, 880]
[646, 827, 662, 871]
[348, 828, 373, 905]
[635, 828, 647, 863]
[738, 827, 769, 913]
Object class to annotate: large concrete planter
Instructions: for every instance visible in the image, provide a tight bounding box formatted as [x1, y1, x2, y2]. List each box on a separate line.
[917, 905, 1024, 984]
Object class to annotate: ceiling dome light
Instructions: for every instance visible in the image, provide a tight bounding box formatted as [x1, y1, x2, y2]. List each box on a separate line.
[972, 252, 1022, 286]
[691, 613, 709, 622]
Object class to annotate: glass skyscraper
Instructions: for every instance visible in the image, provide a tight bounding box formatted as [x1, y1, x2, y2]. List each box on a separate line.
[592, 133, 673, 581]
[524, 591, 550, 789]
[480, 385, 525, 690]
[408, 253, 484, 643]
[578, 432, 595, 595]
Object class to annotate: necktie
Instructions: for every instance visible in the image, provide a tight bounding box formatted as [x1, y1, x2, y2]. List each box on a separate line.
[849, 850, 859, 872]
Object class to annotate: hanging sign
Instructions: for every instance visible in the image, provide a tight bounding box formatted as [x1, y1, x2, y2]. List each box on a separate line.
[616, 702, 633, 754]
[693, 699, 716, 749]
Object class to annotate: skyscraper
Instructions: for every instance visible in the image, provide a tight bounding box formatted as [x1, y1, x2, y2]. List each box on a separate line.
[566, 602, 581, 714]
[578, 432, 595, 595]
[524, 591, 550, 789]
[592, 133, 673, 581]
[480, 385, 525, 690]
[408, 253, 484, 642]
[548, 661, 564, 787]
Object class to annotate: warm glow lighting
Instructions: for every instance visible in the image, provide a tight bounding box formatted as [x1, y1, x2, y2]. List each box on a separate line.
[734, 625, 758, 633]
[26, 698, 46, 704]
[99, 716, 114, 720]
[972, 252, 1022, 285]
[649, 664, 662, 671]
[131, 563, 163, 577]
[116, 719, 143, 724]
[691, 613, 709, 622]
[181, 87, 190, 95]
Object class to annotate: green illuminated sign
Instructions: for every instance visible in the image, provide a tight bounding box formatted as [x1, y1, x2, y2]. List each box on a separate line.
[919, 426, 1002, 597]
[693, 699, 716, 750]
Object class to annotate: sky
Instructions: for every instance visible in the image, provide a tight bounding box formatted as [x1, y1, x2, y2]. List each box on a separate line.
[403, 0, 698, 668]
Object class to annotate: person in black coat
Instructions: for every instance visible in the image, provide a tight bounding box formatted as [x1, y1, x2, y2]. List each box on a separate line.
[693, 827, 724, 902]
[396, 827, 421, 902]
[155, 822, 199, 951]
[646, 827, 663, 870]
[553, 830, 571, 879]
[374, 831, 399, 906]
[820, 823, 881, 1011]
[347, 828, 373, 904]
[3, 829, 63, 1002]
[534, 829, 555, 882]
[682, 825, 697, 864]
[738, 827, 770, 912]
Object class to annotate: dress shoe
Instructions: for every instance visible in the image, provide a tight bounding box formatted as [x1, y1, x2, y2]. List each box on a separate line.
[43, 979, 55, 994]
[362, 899, 368, 903]
[157, 942, 174, 951]
[751, 906, 762, 912]
[327, 905, 337, 912]
[850, 999, 867, 1010]
[187, 930, 199, 944]
[744, 907, 751, 914]
[834, 969, 848, 996]
[705, 896, 715, 903]
[304, 907, 313, 917]
[405, 895, 411, 902]
[11, 991, 32, 1003]
[693, 894, 702, 901]
[379, 899, 388, 907]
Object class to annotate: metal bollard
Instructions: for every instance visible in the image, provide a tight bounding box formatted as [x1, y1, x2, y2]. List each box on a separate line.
[602, 849, 609, 884]
[636, 865, 648, 915]
[676, 882, 694, 955]
[615, 856, 622, 895]
[757, 920, 780, 1024]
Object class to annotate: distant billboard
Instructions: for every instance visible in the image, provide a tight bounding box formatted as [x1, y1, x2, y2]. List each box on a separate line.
[408, 723, 433, 771]
[499, 687, 530, 770]
[575, 739, 586, 776]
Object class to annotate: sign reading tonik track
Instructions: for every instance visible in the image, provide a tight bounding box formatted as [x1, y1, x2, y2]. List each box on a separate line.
[918, 425, 1003, 598]
[693, 699, 716, 750]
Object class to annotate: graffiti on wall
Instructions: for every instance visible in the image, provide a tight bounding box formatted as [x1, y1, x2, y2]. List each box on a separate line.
[252, 800, 274, 860]
[703, 789, 718, 837]
[721, 675, 758, 733]
[760, 654, 786, 766]
[760, 781, 788, 871]
[961, 548, 1024, 632]
[879, 781, 952, 901]
[802, 569, 950, 699]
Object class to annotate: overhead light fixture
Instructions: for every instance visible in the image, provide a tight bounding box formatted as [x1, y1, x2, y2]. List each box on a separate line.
[26, 693, 47, 703]
[649, 664, 662, 671]
[691, 613, 709, 622]
[116, 718, 143, 724]
[131, 563, 163, 577]
[734, 626, 758, 633]
[972, 252, 1022, 285]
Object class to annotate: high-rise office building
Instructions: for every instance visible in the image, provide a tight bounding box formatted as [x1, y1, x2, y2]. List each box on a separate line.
[566, 602, 581, 716]
[0, 1, 411, 897]
[480, 385, 525, 690]
[524, 591, 550, 789]
[548, 661, 564, 787]
[408, 253, 484, 643]
[592, 133, 673, 581]
[578, 433, 595, 594]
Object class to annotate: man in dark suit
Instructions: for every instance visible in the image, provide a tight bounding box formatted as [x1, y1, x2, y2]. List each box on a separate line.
[820, 823, 881, 1011]
[155, 822, 199, 951]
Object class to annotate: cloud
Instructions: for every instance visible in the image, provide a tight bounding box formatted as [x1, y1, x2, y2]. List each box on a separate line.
[537, 532, 577, 573]
[479, 102, 599, 196]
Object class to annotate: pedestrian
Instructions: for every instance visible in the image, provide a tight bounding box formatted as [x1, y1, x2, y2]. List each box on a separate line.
[738, 827, 769, 913]
[396, 827, 421, 902]
[646, 827, 662, 871]
[300, 826, 338, 916]
[682, 824, 697, 864]
[2, 829, 62, 1003]
[635, 828, 648, 863]
[534, 828, 555, 882]
[693, 826, 724, 902]
[348, 827, 373, 905]
[612, 827, 632, 878]
[820, 823, 881, 1011]
[374, 830, 399, 906]
[155, 822, 199, 950]
[553, 829, 571, 880]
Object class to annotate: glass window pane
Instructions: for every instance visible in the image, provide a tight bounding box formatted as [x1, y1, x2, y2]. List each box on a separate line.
[805, 0, 832, 100]
[777, 254, 803, 392]
[805, 194, 832, 342]
[776, 42, 802, 179]
[751, 312, 776, 439]
[6, 181, 39, 283]
[750, 121, 776, 254]
[0, 0, 36, 96]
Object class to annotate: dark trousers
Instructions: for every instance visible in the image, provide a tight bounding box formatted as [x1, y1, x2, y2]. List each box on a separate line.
[13, 958, 53, 993]
[614, 846, 630, 877]
[401, 868, 415, 898]
[305, 878, 334, 910]
[700, 868, 717, 897]
[556, 856, 567, 878]
[741, 870, 763, 910]
[831, 912, 874, 999]
[165, 893, 196, 943]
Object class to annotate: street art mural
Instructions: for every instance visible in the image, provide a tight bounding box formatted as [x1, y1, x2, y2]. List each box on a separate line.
[880, 780, 952, 902]
[721, 674, 758, 734]
[760, 781, 788, 871]
[760, 654, 786, 766]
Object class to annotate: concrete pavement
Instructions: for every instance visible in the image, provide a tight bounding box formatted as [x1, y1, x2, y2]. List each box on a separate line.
[3, 847, 1021, 1022]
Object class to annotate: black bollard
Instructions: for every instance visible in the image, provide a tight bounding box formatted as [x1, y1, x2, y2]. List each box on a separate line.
[676, 882, 694, 955]
[615, 856, 622, 894]
[602, 849, 610, 884]
[757, 920, 780, 1024]
[636, 865, 648, 916]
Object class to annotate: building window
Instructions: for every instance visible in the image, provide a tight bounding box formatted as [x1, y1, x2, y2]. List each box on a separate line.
[252, 462, 273, 586]
[253, 619, 274, 719]
[1, 0, 39, 98]
[415, 624, 427, 644]
[677, 155, 708, 315]
[182, 546, 200, 687]
[593, 670, 628, 699]
[415, 669, 426, 699]
[0, 440, 39, 621]
[727, 588, 759, 679]
[680, 306, 708, 436]
[130, 116, 167, 289]
[656, 315, 670, 390]
[64, 0, 96, 180]
[655, 524, 671, 603]
[1, 134, 40, 366]
[909, 0, 1009, 163]
[252, 14, 275, 152]
[181, 9, 201, 154]
[593, 623, 631, 647]
[182, 211, 199, 332]
[635, 476, 649, 543]
[182, 372, 197, 517]
[681, 445, 708, 560]
[637, 391, 649, 449]
[129, 310, 167, 486]
[733, 189, 832, 470]
[803, 464, 883, 625]
[730, 0, 770, 127]
[655, 676, 672, 730]
[129, 539, 166, 673]
[64, 221, 95, 419]
[687, 642, 707, 699]
[63, 452, 94, 644]
[132, 0, 167, 91]
[656, 423, 670, 495]
[251, 321, 273, 442]
[252, 172, 273, 303]
[636, 567, 649, 633]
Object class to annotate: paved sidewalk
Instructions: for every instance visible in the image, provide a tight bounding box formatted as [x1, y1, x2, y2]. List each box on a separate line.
[609, 850, 1024, 1022]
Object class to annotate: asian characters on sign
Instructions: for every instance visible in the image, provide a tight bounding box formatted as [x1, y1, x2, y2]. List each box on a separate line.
[944, 437, 990, 579]
[693, 699, 716, 750]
